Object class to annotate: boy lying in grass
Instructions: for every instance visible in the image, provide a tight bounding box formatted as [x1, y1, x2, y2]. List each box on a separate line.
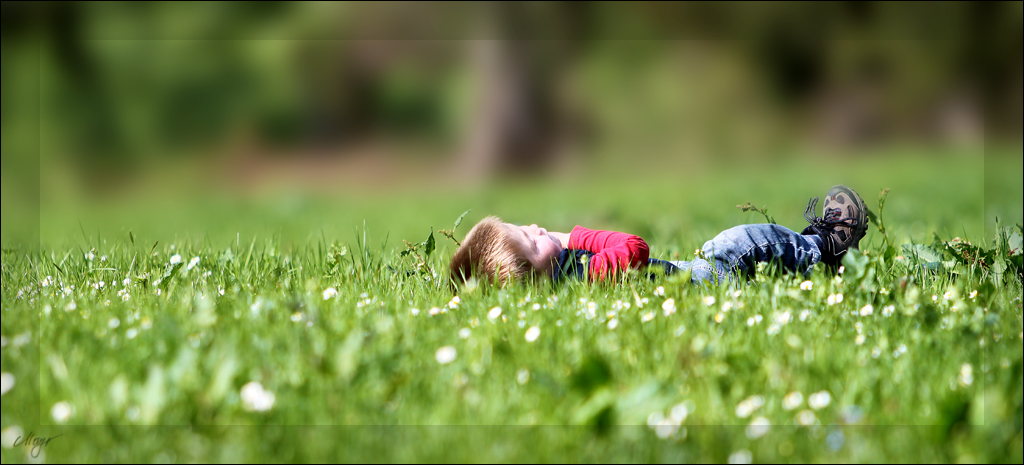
[450, 185, 869, 286]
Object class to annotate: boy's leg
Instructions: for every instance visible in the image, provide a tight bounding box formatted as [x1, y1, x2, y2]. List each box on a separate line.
[648, 258, 719, 284]
[663, 259, 724, 285]
[668, 224, 824, 285]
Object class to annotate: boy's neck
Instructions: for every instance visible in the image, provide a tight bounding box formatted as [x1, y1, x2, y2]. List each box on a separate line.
[551, 231, 572, 249]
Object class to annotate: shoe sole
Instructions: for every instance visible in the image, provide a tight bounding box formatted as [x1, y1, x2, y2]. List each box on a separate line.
[828, 184, 869, 247]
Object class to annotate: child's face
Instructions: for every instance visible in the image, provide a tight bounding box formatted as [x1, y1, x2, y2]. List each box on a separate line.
[506, 223, 563, 276]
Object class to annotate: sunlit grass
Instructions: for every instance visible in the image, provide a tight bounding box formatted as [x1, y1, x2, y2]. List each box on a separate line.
[1, 154, 1021, 463]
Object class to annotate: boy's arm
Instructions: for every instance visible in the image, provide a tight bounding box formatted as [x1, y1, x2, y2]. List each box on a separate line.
[568, 226, 650, 280]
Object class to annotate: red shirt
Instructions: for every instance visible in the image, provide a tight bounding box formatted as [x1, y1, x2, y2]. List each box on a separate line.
[567, 226, 650, 280]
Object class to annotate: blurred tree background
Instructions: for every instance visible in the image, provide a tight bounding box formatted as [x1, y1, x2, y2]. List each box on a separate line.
[1, 1, 1021, 243]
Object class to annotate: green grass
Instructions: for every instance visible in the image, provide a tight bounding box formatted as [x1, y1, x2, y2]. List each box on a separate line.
[1, 153, 1022, 463]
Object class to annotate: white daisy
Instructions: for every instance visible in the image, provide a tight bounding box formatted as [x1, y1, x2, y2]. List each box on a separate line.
[662, 299, 677, 316]
[1, 426, 24, 449]
[670, 403, 689, 424]
[655, 418, 680, 440]
[735, 396, 764, 419]
[51, 402, 73, 423]
[808, 391, 832, 410]
[240, 382, 275, 412]
[728, 450, 753, 465]
[0, 373, 14, 396]
[746, 417, 771, 440]
[783, 392, 804, 411]
[796, 410, 818, 426]
[435, 346, 457, 365]
[958, 364, 973, 387]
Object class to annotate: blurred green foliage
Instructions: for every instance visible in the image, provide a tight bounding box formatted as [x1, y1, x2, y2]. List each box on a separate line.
[3, 2, 1021, 171]
[3, 2, 1020, 248]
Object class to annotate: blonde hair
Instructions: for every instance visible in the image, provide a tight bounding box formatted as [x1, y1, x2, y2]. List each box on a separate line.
[449, 216, 533, 287]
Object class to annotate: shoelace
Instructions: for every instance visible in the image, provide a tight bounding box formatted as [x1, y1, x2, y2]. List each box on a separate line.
[803, 197, 859, 229]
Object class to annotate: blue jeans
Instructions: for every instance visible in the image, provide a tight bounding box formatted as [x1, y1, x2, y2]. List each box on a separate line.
[650, 224, 824, 285]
